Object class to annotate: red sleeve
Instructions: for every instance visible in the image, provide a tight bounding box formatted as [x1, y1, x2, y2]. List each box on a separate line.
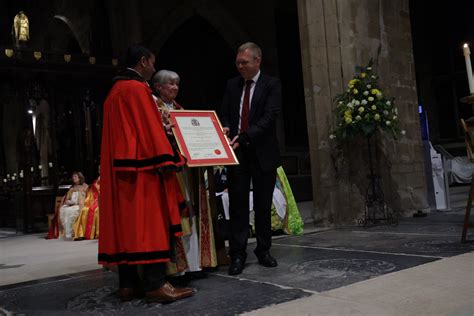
[107, 81, 185, 172]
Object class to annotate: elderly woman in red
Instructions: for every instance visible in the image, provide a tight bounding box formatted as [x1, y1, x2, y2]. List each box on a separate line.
[152, 70, 217, 276]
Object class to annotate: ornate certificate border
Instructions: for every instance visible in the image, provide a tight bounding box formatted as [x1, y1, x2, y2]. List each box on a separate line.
[169, 110, 239, 167]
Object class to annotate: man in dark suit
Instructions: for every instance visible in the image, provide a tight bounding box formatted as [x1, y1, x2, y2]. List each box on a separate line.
[220, 42, 282, 275]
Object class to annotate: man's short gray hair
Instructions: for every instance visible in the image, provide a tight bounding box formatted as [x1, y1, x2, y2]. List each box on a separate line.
[238, 42, 262, 59]
[152, 70, 180, 85]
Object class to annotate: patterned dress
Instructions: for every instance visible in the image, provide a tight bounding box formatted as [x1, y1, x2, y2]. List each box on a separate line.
[154, 96, 217, 273]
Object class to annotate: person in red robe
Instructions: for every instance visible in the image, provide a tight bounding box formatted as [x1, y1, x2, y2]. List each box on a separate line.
[99, 45, 193, 303]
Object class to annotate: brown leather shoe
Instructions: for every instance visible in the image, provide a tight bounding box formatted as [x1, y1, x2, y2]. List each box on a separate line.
[146, 282, 194, 303]
[118, 286, 145, 302]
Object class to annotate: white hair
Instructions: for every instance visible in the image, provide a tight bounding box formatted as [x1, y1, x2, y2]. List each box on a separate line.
[238, 42, 262, 58]
[152, 70, 180, 85]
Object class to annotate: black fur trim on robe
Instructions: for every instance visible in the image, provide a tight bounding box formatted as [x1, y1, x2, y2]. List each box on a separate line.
[112, 68, 146, 84]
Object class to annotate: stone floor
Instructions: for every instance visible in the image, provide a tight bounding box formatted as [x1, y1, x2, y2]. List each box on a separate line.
[0, 208, 473, 315]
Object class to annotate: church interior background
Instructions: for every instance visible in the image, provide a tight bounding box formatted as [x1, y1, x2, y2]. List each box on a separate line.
[0, 0, 472, 233]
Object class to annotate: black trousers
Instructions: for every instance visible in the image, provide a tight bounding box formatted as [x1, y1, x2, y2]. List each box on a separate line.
[227, 146, 276, 260]
[118, 262, 166, 292]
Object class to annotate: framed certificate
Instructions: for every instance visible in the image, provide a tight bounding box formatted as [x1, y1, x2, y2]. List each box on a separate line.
[169, 110, 239, 167]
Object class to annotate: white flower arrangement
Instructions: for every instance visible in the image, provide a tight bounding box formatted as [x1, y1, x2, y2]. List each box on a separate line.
[331, 60, 403, 141]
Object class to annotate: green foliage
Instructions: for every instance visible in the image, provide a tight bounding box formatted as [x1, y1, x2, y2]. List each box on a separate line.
[330, 60, 404, 143]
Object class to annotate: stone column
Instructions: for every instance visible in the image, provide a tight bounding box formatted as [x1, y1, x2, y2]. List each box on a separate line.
[297, 0, 429, 225]
[297, 0, 344, 224]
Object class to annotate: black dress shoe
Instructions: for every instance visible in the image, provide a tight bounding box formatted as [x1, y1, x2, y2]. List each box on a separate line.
[228, 258, 245, 275]
[257, 253, 278, 267]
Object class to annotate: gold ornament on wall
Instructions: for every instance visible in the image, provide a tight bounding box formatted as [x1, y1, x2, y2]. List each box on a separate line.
[12, 11, 29, 47]
[64, 54, 71, 63]
[33, 51, 42, 60]
[5, 49, 13, 58]
[89, 56, 96, 65]
[112, 58, 118, 66]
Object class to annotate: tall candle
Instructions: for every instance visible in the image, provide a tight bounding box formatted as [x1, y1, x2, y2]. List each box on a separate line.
[463, 43, 474, 95]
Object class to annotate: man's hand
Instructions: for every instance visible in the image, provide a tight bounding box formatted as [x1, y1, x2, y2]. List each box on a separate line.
[223, 127, 233, 144]
[230, 135, 240, 150]
[164, 123, 175, 135]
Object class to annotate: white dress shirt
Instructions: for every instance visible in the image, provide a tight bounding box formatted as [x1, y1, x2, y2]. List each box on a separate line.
[238, 70, 261, 132]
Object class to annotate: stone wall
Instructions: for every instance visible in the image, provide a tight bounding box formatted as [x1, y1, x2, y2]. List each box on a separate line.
[297, 0, 429, 225]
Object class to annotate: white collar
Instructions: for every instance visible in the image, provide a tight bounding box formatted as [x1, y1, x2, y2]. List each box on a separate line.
[252, 70, 261, 83]
[243, 70, 261, 84]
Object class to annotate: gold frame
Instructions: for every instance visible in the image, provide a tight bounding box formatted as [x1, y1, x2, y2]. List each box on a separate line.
[169, 110, 239, 167]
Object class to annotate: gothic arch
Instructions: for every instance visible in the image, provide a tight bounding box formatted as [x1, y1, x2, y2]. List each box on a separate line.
[153, 15, 237, 112]
[43, 15, 89, 54]
[149, 2, 249, 54]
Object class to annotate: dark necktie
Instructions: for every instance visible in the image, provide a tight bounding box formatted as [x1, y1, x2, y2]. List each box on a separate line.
[240, 80, 253, 133]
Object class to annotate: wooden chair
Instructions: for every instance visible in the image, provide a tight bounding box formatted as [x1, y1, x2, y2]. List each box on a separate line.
[460, 118, 474, 242]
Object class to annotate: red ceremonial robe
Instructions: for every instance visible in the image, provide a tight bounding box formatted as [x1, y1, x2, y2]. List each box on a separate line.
[98, 72, 185, 266]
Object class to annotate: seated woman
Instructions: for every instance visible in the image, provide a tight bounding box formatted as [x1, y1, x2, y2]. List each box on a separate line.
[58, 172, 88, 239]
[73, 171, 100, 240]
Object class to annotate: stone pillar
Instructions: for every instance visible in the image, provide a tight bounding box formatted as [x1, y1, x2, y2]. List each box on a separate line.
[297, 0, 343, 224]
[297, 0, 429, 225]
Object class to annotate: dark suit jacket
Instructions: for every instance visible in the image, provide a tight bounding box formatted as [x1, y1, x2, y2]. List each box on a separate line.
[220, 73, 282, 172]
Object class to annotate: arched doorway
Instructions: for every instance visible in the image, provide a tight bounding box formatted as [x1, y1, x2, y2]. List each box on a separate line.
[44, 16, 83, 54]
[155, 15, 237, 111]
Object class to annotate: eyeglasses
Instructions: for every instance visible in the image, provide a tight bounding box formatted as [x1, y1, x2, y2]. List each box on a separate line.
[235, 57, 257, 66]
[235, 60, 250, 66]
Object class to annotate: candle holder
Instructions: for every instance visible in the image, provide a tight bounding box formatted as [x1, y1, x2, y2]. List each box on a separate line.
[460, 96, 474, 242]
